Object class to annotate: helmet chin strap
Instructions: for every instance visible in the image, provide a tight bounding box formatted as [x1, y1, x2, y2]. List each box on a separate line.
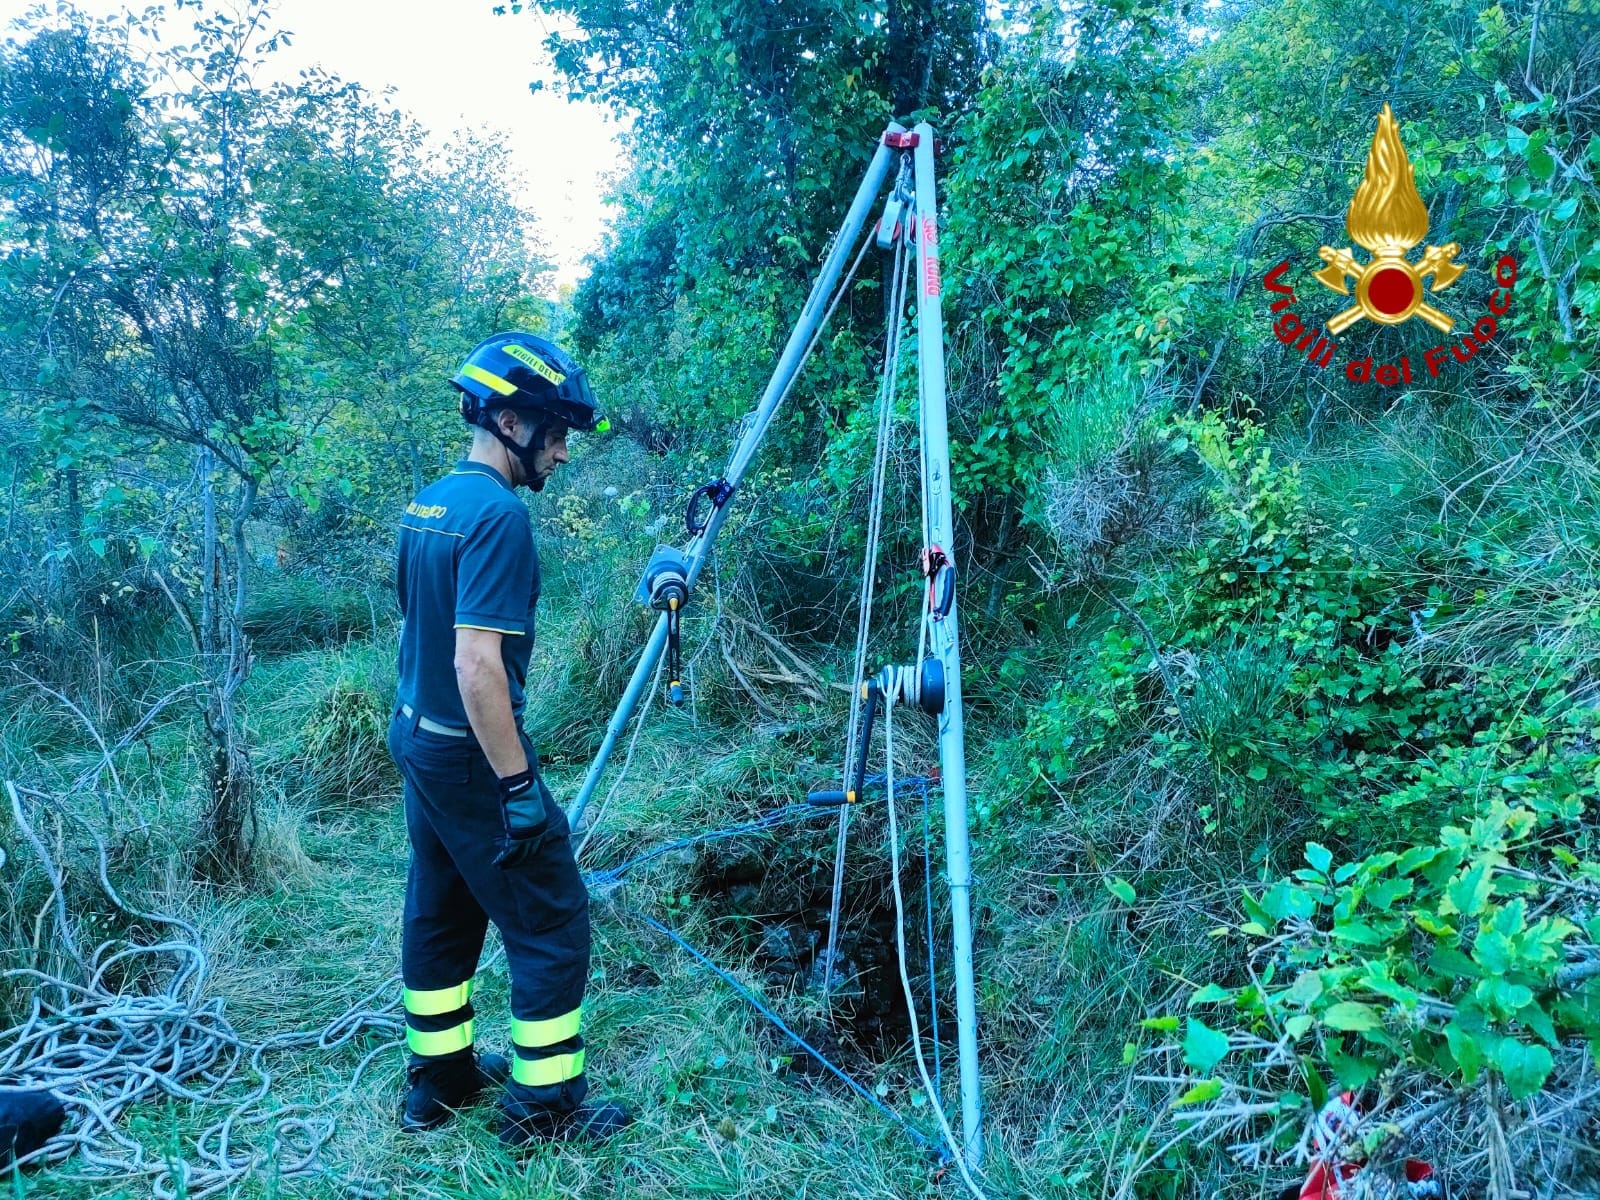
[478, 414, 548, 491]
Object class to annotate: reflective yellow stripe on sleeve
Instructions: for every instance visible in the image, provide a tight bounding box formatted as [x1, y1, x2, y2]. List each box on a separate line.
[511, 1048, 585, 1087]
[403, 981, 472, 1017]
[511, 1007, 582, 1049]
[461, 363, 517, 397]
[407, 1019, 474, 1058]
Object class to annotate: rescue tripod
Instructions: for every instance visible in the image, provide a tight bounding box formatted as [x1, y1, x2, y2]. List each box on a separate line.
[567, 122, 985, 1169]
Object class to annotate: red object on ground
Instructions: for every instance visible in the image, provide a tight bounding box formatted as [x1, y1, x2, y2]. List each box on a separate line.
[1299, 1159, 1360, 1200]
[1291, 1093, 1442, 1199]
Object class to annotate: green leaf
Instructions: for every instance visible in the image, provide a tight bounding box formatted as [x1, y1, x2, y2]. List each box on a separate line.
[1326, 1042, 1381, 1090]
[1444, 1020, 1489, 1081]
[1528, 149, 1556, 182]
[1429, 946, 1483, 980]
[1183, 1018, 1230, 1074]
[1140, 1015, 1180, 1032]
[1366, 877, 1414, 911]
[1300, 1056, 1328, 1111]
[1332, 921, 1388, 946]
[1445, 861, 1495, 918]
[1262, 880, 1318, 923]
[1322, 1001, 1383, 1032]
[1173, 1078, 1223, 1106]
[1287, 972, 1324, 1006]
[1496, 1039, 1554, 1100]
[1520, 1002, 1559, 1048]
[1188, 983, 1233, 1007]
[1305, 843, 1333, 874]
[1398, 844, 1448, 876]
[1105, 876, 1136, 904]
[1241, 888, 1275, 930]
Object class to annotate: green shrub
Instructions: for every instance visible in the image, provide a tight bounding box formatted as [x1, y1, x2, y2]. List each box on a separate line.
[297, 671, 393, 805]
[1011, 413, 1536, 841]
[1150, 701, 1599, 1146]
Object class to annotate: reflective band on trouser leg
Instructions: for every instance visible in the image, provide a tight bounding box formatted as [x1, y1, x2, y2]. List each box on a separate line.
[403, 981, 473, 1017]
[511, 1007, 582, 1050]
[407, 1018, 474, 1058]
[511, 1048, 585, 1088]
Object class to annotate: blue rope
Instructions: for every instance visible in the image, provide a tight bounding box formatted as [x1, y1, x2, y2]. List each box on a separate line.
[632, 909, 947, 1159]
[589, 780, 948, 1159]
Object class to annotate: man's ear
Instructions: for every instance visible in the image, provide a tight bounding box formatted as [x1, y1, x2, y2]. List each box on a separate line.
[496, 408, 521, 439]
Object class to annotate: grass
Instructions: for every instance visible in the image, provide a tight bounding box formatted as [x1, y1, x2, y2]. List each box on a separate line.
[2, 613, 1065, 1198]
[1, 529, 1241, 1197]
[17, 398, 1599, 1197]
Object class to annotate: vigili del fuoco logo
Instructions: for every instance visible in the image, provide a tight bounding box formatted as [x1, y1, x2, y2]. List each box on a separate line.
[1262, 104, 1518, 387]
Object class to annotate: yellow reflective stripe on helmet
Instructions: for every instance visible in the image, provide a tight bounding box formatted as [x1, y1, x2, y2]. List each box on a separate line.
[511, 1007, 582, 1048]
[502, 342, 566, 385]
[407, 1019, 474, 1058]
[403, 981, 472, 1017]
[511, 1048, 585, 1087]
[461, 362, 517, 397]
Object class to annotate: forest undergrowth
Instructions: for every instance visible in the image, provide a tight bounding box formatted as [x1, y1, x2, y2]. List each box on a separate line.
[3, 0, 1599, 1196]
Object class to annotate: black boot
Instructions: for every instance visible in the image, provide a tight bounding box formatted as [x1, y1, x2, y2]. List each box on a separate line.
[399, 1050, 511, 1133]
[497, 1099, 633, 1147]
[496, 1077, 632, 1147]
[0, 1088, 66, 1167]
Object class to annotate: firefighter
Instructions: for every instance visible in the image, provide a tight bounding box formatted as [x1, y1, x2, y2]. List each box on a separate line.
[386, 332, 631, 1145]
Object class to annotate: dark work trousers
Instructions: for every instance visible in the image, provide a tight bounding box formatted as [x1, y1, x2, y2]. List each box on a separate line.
[387, 707, 591, 1115]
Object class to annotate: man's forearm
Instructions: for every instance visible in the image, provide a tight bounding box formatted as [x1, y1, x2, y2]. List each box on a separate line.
[456, 658, 529, 778]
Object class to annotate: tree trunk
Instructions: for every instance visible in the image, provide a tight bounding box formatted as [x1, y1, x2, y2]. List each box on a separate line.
[194, 456, 258, 879]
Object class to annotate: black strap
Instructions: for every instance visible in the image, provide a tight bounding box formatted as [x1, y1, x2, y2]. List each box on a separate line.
[666, 604, 684, 706]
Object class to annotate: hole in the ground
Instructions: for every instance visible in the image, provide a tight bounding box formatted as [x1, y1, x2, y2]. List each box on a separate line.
[689, 832, 950, 1074]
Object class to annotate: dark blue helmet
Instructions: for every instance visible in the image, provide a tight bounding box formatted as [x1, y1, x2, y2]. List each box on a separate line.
[451, 332, 606, 433]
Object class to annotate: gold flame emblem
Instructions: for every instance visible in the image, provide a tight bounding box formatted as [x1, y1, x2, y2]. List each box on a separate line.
[1314, 104, 1462, 333]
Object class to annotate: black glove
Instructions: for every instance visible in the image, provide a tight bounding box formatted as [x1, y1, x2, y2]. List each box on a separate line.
[492, 768, 550, 869]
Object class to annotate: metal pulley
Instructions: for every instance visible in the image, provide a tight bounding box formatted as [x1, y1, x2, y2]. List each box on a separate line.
[876, 154, 914, 249]
[636, 545, 691, 705]
[876, 193, 905, 249]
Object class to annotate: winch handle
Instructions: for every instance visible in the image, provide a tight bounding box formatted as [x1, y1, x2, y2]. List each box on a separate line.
[806, 789, 849, 807]
[846, 681, 880, 806]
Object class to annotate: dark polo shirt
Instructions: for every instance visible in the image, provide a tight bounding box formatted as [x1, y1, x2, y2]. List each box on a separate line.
[395, 461, 539, 727]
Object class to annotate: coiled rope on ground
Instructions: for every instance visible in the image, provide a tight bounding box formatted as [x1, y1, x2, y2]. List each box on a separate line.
[3, 774, 952, 1194]
[2, 782, 400, 1199]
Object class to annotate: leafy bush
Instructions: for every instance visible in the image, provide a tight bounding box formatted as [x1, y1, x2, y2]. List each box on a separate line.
[1143, 701, 1599, 1183]
[1012, 414, 1556, 841]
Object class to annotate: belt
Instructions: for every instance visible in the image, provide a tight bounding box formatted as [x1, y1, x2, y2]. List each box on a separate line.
[400, 704, 472, 738]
